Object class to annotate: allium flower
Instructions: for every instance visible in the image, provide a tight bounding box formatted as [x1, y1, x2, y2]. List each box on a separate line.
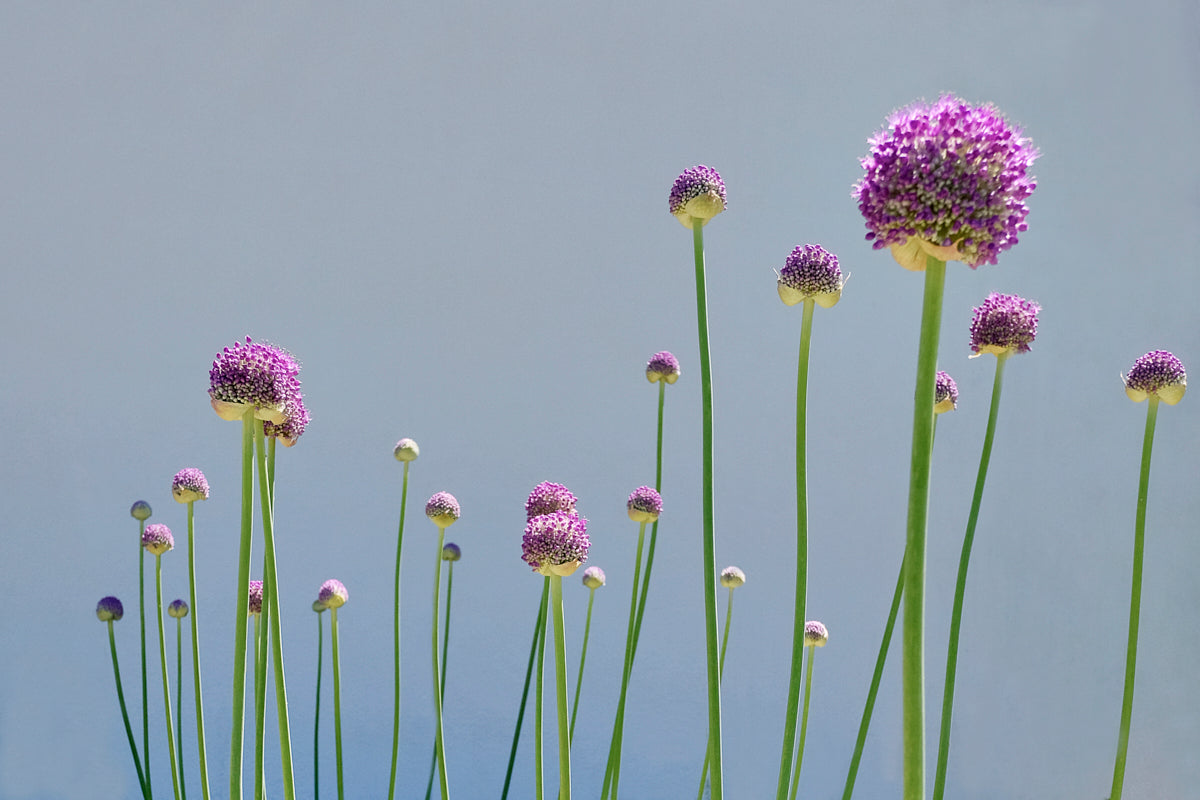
[141, 523, 174, 556]
[96, 596, 125, 621]
[854, 95, 1038, 270]
[318, 579, 348, 609]
[719, 566, 746, 589]
[669, 165, 727, 229]
[525, 481, 577, 521]
[777, 244, 845, 309]
[130, 500, 152, 521]
[168, 599, 189, 619]
[394, 438, 420, 462]
[442, 542, 462, 562]
[1124, 350, 1187, 406]
[172, 468, 210, 504]
[263, 393, 310, 447]
[425, 491, 461, 529]
[645, 351, 681, 385]
[969, 293, 1040, 356]
[522, 511, 590, 577]
[248, 580, 264, 616]
[208, 336, 301, 424]
[626, 486, 663, 523]
[582, 566, 606, 589]
[934, 370, 959, 414]
[803, 620, 828, 647]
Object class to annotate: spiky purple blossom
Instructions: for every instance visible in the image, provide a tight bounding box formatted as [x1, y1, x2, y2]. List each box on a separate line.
[803, 620, 828, 647]
[263, 393, 310, 447]
[669, 165, 727, 229]
[172, 468, 210, 504]
[1124, 350, 1187, 406]
[525, 481, 577, 521]
[626, 486, 663, 523]
[248, 580, 264, 616]
[934, 371, 959, 413]
[394, 438, 420, 462]
[777, 244, 845, 309]
[141, 523, 174, 556]
[96, 596, 125, 621]
[442, 542, 462, 562]
[318, 579, 348, 609]
[719, 566, 746, 589]
[582, 566, 606, 589]
[425, 491, 461, 528]
[969, 293, 1040, 356]
[854, 95, 1038, 270]
[168, 599, 189, 619]
[208, 336, 301, 424]
[522, 511, 590, 577]
[130, 500, 152, 521]
[646, 351, 681, 385]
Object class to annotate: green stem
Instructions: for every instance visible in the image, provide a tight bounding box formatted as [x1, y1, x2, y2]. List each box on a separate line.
[108, 621, 150, 798]
[139, 519, 152, 798]
[698, 588, 736, 799]
[1109, 397, 1160, 800]
[254, 613, 267, 800]
[157, 556, 183, 800]
[314, 610, 324, 800]
[331, 607, 345, 800]
[389, 461, 411, 800]
[186, 501, 212, 800]
[776, 298, 815, 799]
[426, 561, 456, 800]
[787, 647, 818, 800]
[501, 583, 549, 800]
[551, 575, 572, 800]
[431, 529, 451, 799]
[932, 355, 1008, 800]
[231, 411, 256, 800]
[626, 378, 667, 692]
[568, 588, 596, 743]
[902, 255, 947, 800]
[176, 617, 188, 800]
[601, 522, 647, 799]
[535, 577, 548, 800]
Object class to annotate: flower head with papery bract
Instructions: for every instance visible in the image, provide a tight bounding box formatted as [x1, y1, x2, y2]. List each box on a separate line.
[172, 468, 210, 504]
[141, 523, 174, 556]
[803, 620, 828, 647]
[425, 492, 461, 529]
[319, 579, 348, 609]
[646, 351, 681, 385]
[669, 165, 727, 229]
[854, 95, 1038, 270]
[626, 486, 663, 523]
[777, 244, 845, 309]
[525, 482, 577, 521]
[522, 511, 590, 577]
[248, 580, 263, 616]
[130, 500, 152, 521]
[1124, 350, 1187, 406]
[208, 336, 301, 424]
[719, 566, 746, 589]
[263, 393, 309, 447]
[934, 371, 959, 414]
[168, 599, 189, 619]
[96, 596, 124, 622]
[582, 566, 606, 589]
[969, 293, 1040, 357]
[394, 438, 420, 462]
[442, 543, 462, 562]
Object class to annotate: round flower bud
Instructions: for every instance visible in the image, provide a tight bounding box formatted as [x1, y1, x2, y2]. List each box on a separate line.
[626, 486, 663, 523]
[522, 511, 590, 577]
[719, 566, 746, 589]
[669, 165, 727, 229]
[208, 336, 301, 424]
[645, 351, 681, 385]
[525, 482, 577, 521]
[777, 244, 845, 309]
[934, 371, 959, 414]
[248, 580, 264, 616]
[318, 579, 348, 609]
[141, 523, 174, 556]
[582, 566, 606, 589]
[130, 501, 153, 521]
[394, 438, 420, 462]
[425, 491, 461, 529]
[803, 620, 829, 647]
[168, 599, 189, 619]
[442, 542, 462, 562]
[172, 468, 210, 504]
[96, 596, 125, 622]
[969, 293, 1040, 357]
[1124, 350, 1187, 406]
[312, 599, 327, 613]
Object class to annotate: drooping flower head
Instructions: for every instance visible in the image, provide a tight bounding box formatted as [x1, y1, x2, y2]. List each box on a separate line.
[626, 486, 663, 523]
[854, 95, 1038, 270]
[777, 244, 845, 309]
[582, 566, 606, 589]
[208, 336, 301, 424]
[141, 523, 174, 556]
[172, 468, 210, 504]
[130, 500, 152, 521]
[394, 438, 420, 463]
[425, 492, 461, 529]
[969, 293, 1040, 357]
[803, 620, 829, 647]
[525, 481, 577, 521]
[168, 599, 189, 619]
[669, 165, 727, 229]
[934, 371, 959, 414]
[96, 596, 125, 622]
[646, 351, 681, 385]
[248, 580, 264, 616]
[1124, 350, 1187, 406]
[318, 579, 348, 609]
[442, 542, 462, 562]
[522, 511, 590, 577]
[719, 566, 746, 589]
[263, 393, 310, 447]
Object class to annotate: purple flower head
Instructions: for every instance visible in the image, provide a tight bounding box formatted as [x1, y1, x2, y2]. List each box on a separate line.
[522, 511, 590, 577]
[394, 438, 420, 463]
[669, 165, 727, 229]
[719, 565, 746, 589]
[263, 392, 310, 447]
[141, 523, 174, 556]
[777, 244, 845, 309]
[318, 579, 348, 609]
[969, 293, 1040, 357]
[130, 500, 152, 521]
[854, 95, 1038, 270]
[425, 491, 461, 529]
[525, 481, 577, 521]
[645, 351, 681, 385]
[442, 542, 462, 562]
[172, 468, 210, 504]
[248, 580, 264, 616]
[1124, 350, 1187, 406]
[626, 486, 663, 523]
[208, 336, 301, 424]
[168, 599, 189, 619]
[934, 371, 959, 414]
[96, 596, 124, 622]
[582, 566, 606, 589]
[803, 620, 829, 647]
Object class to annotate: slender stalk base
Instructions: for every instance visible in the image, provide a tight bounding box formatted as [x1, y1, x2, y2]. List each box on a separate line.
[331, 607, 345, 800]
[176, 618, 188, 800]
[388, 461, 411, 800]
[139, 520, 152, 798]
[426, 562, 455, 800]
[551, 576, 572, 799]
[314, 610, 324, 800]
[156, 556, 183, 800]
[535, 577, 548, 800]
[108, 621, 150, 798]
[254, 613, 267, 800]
[186, 501, 212, 800]
[568, 587, 596, 742]
[502, 583, 549, 800]
[231, 412, 256, 800]
[698, 588, 736, 799]
[601, 523, 647, 799]
[430, 529, 451, 799]
[787, 648, 817, 800]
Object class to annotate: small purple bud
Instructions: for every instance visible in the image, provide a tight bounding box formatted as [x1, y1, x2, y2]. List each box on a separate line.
[96, 596, 124, 622]
[669, 165, 727, 229]
[168, 599, 189, 619]
[442, 542, 462, 562]
[394, 438, 420, 462]
[934, 371, 958, 414]
[319, 579, 348, 609]
[1124, 350, 1187, 406]
[130, 501, 152, 521]
[522, 511, 590, 577]
[425, 492, 461, 529]
[525, 482, 577, 521]
[645, 351, 681, 385]
[803, 620, 829, 647]
[626, 486, 663, 523]
[248, 580, 264, 616]
[141, 523, 174, 556]
[582, 566, 606, 589]
[172, 468, 210, 504]
[719, 566, 746, 589]
[777, 244, 845, 309]
[969, 293, 1040, 357]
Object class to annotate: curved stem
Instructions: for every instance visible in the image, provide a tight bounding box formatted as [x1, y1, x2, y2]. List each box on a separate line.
[314, 611, 324, 800]
[231, 411, 256, 800]
[569, 588, 596, 742]
[426, 561, 456, 800]
[108, 621, 150, 798]
[138, 519, 151, 798]
[787, 647, 817, 800]
[431, 530, 451, 799]
[331, 607, 345, 800]
[389, 461, 411, 800]
[156, 556, 183, 800]
[601, 522, 647, 799]
[535, 577, 548, 800]
[176, 617, 188, 800]
[501, 583, 549, 800]
[1109, 397, 1160, 800]
[186, 501, 211, 800]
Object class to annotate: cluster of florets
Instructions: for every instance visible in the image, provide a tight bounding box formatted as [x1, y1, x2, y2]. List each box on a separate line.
[626, 486, 663, 523]
[1124, 350, 1187, 406]
[854, 95, 1038, 270]
[777, 244, 845, 309]
[524, 481, 577, 521]
[934, 371, 959, 414]
[719, 566, 746, 589]
[646, 351, 681, 385]
[172, 468, 210, 504]
[969, 293, 1040, 356]
[582, 566, 606, 589]
[96, 596, 125, 622]
[141, 523, 174, 556]
[248, 580, 264, 616]
[522, 510, 590, 577]
[263, 394, 310, 447]
[319, 579, 348, 609]
[669, 165, 727, 229]
[803, 620, 829, 647]
[208, 336, 304, 430]
[426, 492, 462, 529]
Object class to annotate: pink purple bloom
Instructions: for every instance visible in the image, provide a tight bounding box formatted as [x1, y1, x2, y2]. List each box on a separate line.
[522, 511, 590, 577]
[394, 438, 420, 462]
[96, 596, 125, 622]
[168, 599, 189, 619]
[1124, 350, 1187, 406]
[854, 95, 1038, 270]
[442, 542, 462, 562]
[525, 481, 577, 521]
[318, 579, 348, 609]
[130, 501, 152, 521]
[248, 580, 264, 616]
[719, 566, 746, 589]
[777, 244, 845, 309]
[626, 486, 663, 523]
[171, 468, 210, 504]
[425, 491, 461, 529]
[208, 336, 301, 424]
[263, 393, 310, 447]
[803, 620, 828, 647]
[969, 293, 1040, 356]
[141, 523, 174, 556]
[645, 351, 681, 385]
[582, 566, 606, 589]
[934, 371, 959, 414]
[669, 165, 727, 229]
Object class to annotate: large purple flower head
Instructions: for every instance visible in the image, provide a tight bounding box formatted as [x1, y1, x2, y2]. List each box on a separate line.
[172, 468, 210, 504]
[669, 165, 727, 229]
[854, 95, 1038, 271]
[626, 486, 663, 523]
[248, 580, 264, 616]
[1124, 350, 1187, 406]
[425, 491, 461, 529]
[645, 351, 681, 385]
[168, 599, 189, 619]
[141, 523, 174, 556]
[525, 481, 577, 521]
[96, 596, 124, 622]
[522, 511, 590, 577]
[777, 244, 845, 309]
[208, 336, 301, 424]
[582, 566, 606, 589]
[934, 371, 959, 414]
[263, 393, 310, 447]
[319, 579, 348, 609]
[969, 293, 1040, 357]
[803, 620, 829, 647]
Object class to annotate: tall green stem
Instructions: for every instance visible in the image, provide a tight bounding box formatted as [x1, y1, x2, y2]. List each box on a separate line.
[108, 621, 150, 798]
[231, 411, 256, 800]
[176, 617, 188, 800]
[186, 501, 212, 800]
[535, 577, 548, 800]
[138, 519, 152, 798]
[501, 583, 549, 800]
[787, 648, 818, 800]
[156, 555, 183, 800]
[1109, 397, 1160, 800]
[551, 575, 572, 800]
[627, 380, 668, 692]
[331, 606, 345, 800]
[698, 588, 736, 799]
[932, 355, 1008, 799]
[313, 610, 324, 800]
[601, 522, 647, 799]
[253, 612, 267, 800]
[431, 529, 451, 799]
[388, 461, 411, 800]
[568, 587, 596, 742]
[426, 560, 456, 800]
